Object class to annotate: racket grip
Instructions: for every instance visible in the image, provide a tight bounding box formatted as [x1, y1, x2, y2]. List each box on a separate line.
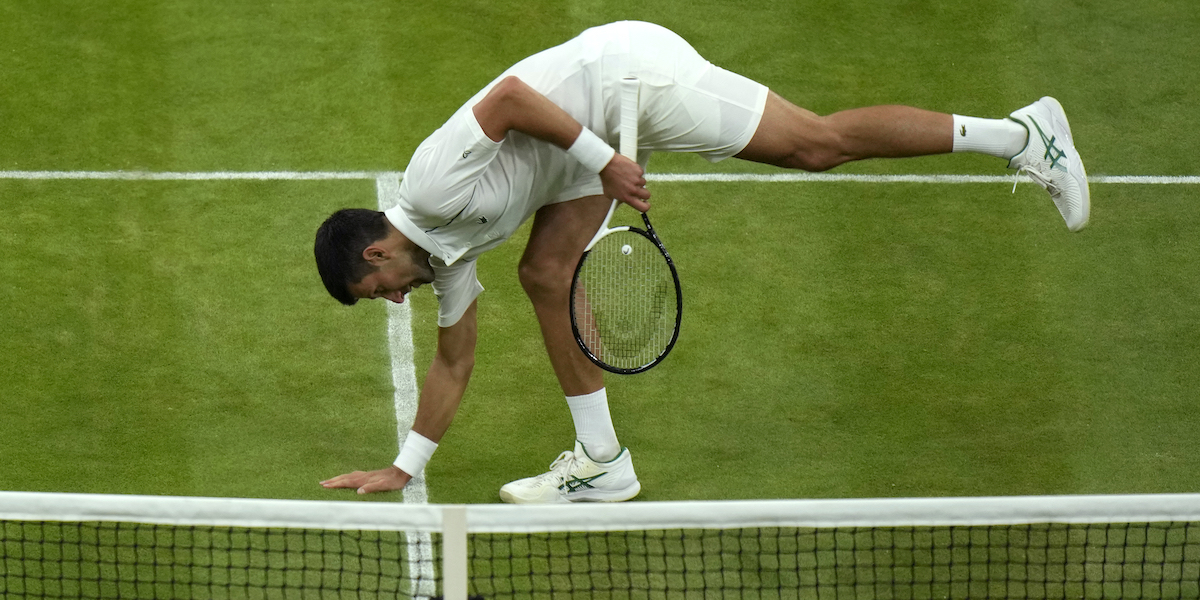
[619, 77, 639, 160]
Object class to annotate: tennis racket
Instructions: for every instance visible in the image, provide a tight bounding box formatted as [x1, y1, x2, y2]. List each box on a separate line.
[569, 77, 682, 375]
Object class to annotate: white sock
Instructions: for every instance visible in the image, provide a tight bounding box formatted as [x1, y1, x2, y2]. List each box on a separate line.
[566, 388, 620, 462]
[951, 115, 1028, 159]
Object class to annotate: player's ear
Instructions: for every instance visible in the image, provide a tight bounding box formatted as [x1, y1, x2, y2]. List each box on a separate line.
[362, 244, 390, 266]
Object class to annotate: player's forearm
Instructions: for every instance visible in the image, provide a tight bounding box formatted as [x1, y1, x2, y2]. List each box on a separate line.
[410, 353, 474, 443]
[409, 301, 478, 444]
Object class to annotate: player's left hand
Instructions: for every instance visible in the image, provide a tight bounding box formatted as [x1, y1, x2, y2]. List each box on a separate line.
[320, 465, 411, 494]
[600, 153, 651, 212]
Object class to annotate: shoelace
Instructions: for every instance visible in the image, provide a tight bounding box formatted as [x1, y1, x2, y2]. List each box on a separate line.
[534, 450, 577, 484]
[1012, 165, 1060, 197]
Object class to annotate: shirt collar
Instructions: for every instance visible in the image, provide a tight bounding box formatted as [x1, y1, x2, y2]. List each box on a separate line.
[383, 206, 470, 266]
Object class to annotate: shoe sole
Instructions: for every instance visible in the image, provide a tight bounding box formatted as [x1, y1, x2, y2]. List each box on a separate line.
[499, 480, 641, 504]
[563, 480, 641, 503]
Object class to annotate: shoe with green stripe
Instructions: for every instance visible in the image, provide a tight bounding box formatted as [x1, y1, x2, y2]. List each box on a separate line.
[1008, 97, 1090, 232]
[499, 441, 641, 504]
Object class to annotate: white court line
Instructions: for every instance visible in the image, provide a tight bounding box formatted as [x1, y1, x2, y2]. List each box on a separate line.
[375, 174, 437, 600]
[1, 170, 1198, 184]
[0, 170, 401, 180]
[650, 173, 1200, 185]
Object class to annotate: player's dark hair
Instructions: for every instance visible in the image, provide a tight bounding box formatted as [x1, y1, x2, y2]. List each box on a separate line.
[313, 209, 390, 305]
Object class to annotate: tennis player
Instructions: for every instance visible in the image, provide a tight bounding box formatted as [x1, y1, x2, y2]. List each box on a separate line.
[315, 21, 1089, 502]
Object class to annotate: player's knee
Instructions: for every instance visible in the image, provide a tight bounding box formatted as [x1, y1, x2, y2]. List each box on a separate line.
[783, 123, 849, 172]
[783, 147, 844, 172]
[518, 257, 571, 299]
[747, 123, 848, 172]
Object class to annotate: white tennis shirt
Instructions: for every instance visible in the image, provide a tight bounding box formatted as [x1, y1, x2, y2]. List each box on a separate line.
[383, 25, 637, 327]
[384, 21, 767, 327]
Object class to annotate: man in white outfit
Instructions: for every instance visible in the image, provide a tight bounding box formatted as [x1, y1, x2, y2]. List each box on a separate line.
[314, 21, 1089, 503]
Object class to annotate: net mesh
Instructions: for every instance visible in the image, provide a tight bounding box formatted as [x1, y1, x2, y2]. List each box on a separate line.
[4, 494, 1200, 599]
[468, 524, 1200, 599]
[1, 520, 437, 599]
[572, 229, 679, 372]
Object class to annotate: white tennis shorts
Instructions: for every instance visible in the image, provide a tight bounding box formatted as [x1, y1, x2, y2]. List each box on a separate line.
[488, 21, 770, 205]
[609, 21, 769, 163]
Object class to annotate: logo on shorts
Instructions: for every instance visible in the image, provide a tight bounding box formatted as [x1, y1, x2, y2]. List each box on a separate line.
[462, 150, 472, 159]
[477, 216, 489, 224]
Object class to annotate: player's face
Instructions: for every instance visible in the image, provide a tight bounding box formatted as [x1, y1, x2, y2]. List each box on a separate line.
[348, 250, 435, 304]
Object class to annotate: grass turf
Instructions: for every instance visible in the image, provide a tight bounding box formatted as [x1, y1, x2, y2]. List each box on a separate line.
[1, 0, 1199, 504]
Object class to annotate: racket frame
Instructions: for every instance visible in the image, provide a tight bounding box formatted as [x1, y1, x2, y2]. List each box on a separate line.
[571, 215, 683, 374]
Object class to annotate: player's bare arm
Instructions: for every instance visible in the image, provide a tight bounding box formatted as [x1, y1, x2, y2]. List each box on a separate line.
[320, 301, 479, 494]
[472, 75, 650, 212]
[411, 299, 478, 443]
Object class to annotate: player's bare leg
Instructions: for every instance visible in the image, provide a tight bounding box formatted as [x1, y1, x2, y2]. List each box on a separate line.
[501, 194, 641, 503]
[735, 92, 1087, 230]
[735, 91, 953, 170]
[518, 195, 611, 397]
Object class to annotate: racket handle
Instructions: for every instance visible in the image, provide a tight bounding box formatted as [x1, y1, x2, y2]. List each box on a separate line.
[619, 77, 639, 160]
[582, 77, 638, 252]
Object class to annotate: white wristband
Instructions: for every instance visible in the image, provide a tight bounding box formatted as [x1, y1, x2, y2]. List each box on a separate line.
[567, 127, 616, 173]
[393, 431, 438, 476]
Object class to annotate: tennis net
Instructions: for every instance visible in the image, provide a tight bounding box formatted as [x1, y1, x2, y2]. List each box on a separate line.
[3, 492, 1200, 599]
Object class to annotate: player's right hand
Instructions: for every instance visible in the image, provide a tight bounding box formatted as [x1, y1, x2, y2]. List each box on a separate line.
[600, 154, 651, 212]
[320, 465, 412, 495]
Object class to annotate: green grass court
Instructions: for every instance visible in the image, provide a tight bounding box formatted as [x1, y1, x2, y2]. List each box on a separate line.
[2, 0, 1199, 506]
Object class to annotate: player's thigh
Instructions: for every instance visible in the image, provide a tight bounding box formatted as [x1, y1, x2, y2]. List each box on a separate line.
[734, 91, 837, 169]
[520, 195, 611, 283]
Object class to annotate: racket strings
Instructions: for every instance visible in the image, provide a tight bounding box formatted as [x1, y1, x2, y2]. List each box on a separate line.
[574, 232, 678, 370]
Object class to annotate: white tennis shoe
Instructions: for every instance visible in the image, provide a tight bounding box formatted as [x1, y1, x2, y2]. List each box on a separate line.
[1007, 97, 1090, 232]
[499, 441, 641, 504]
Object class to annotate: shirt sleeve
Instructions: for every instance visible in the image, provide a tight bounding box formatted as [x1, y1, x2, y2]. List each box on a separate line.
[400, 107, 504, 230]
[430, 256, 485, 328]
